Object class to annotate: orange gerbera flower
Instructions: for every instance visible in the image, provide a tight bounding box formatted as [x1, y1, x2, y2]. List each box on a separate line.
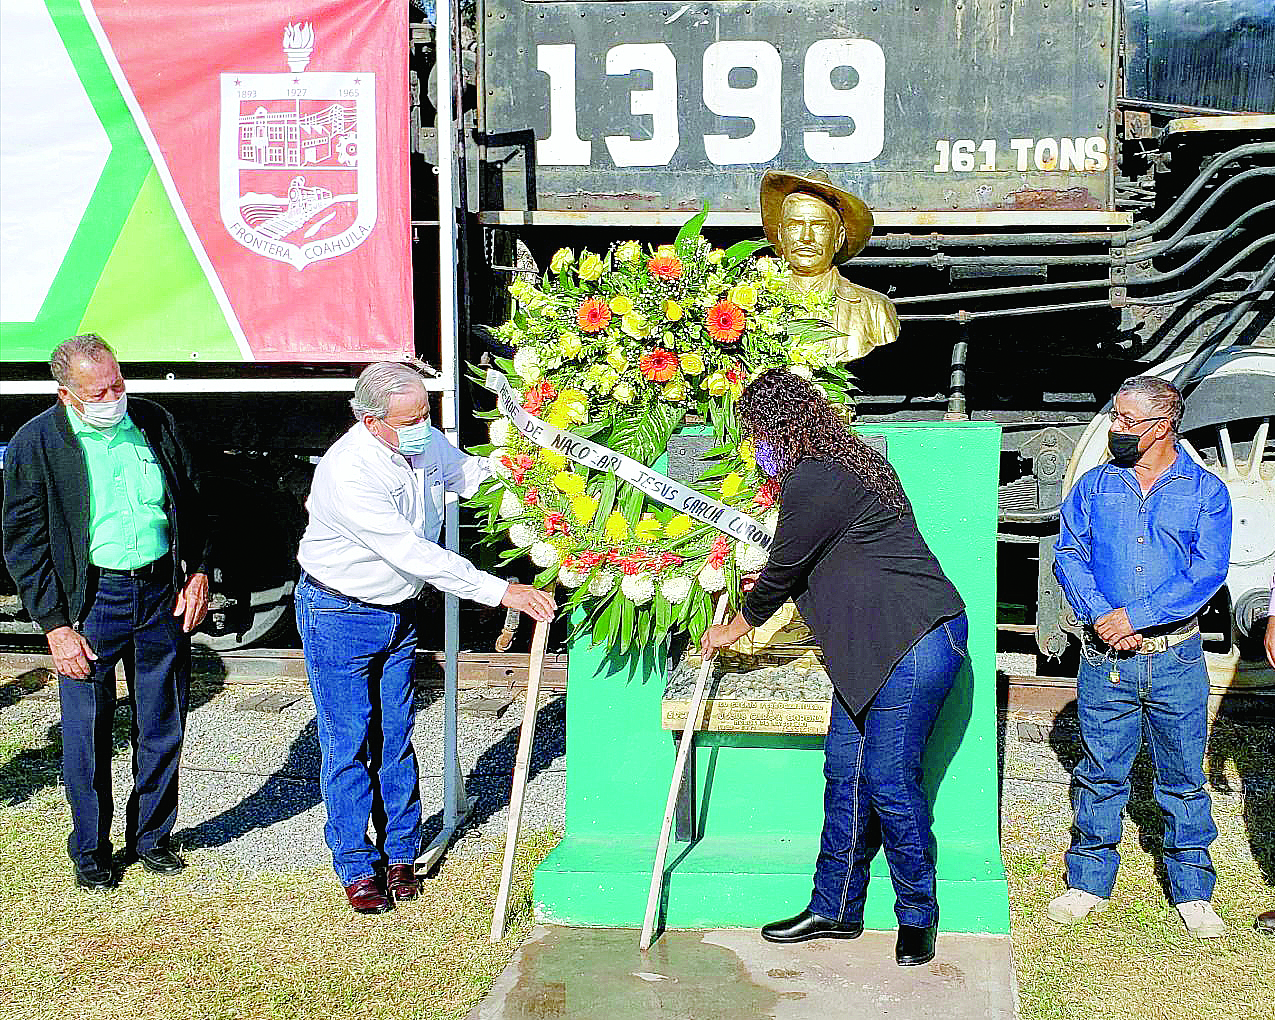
[577, 297, 612, 333]
[639, 347, 680, 382]
[647, 254, 683, 280]
[705, 300, 745, 343]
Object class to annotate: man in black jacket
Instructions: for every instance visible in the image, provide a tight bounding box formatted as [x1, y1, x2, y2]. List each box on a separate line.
[3, 335, 211, 890]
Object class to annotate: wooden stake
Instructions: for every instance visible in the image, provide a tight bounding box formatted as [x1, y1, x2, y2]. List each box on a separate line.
[639, 594, 729, 951]
[490, 618, 549, 941]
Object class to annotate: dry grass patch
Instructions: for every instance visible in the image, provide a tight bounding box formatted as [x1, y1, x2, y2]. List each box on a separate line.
[1003, 777, 1275, 1020]
[0, 786, 557, 1020]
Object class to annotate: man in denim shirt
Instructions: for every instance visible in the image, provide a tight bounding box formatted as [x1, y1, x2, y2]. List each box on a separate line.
[1048, 376, 1231, 938]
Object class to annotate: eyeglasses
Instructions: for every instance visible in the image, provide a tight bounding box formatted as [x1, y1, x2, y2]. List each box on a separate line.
[1106, 410, 1167, 430]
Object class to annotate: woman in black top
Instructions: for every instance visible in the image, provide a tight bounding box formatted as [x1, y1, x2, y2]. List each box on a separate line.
[701, 369, 967, 967]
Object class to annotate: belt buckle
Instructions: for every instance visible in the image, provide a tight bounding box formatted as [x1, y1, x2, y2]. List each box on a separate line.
[1140, 635, 1167, 654]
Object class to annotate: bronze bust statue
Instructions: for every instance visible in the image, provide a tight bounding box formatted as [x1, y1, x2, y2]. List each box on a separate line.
[760, 169, 899, 363]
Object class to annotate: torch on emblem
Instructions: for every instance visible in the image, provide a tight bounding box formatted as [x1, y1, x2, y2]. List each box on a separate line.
[219, 22, 377, 270]
[282, 22, 315, 72]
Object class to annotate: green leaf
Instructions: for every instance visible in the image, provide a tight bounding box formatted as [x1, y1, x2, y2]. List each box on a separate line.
[674, 202, 710, 256]
[600, 403, 683, 466]
[722, 239, 770, 272]
[619, 596, 635, 654]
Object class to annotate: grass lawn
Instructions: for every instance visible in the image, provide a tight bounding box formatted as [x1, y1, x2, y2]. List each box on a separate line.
[3, 689, 1272, 1020]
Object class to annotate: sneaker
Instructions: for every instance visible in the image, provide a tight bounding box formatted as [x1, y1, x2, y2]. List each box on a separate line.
[1046, 888, 1110, 925]
[1177, 900, 1226, 938]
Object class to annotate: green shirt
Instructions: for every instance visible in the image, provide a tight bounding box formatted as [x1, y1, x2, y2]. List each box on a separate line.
[66, 405, 169, 569]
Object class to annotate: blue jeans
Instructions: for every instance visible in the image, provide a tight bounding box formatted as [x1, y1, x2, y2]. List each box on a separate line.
[809, 613, 967, 928]
[295, 576, 422, 886]
[60, 567, 189, 867]
[1067, 632, 1216, 903]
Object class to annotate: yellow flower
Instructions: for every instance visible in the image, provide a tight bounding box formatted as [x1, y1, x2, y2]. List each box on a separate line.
[546, 410, 570, 429]
[656, 244, 677, 258]
[721, 472, 743, 500]
[665, 514, 694, 538]
[559, 332, 583, 359]
[606, 348, 629, 373]
[680, 352, 705, 375]
[706, 248, 725, 265]
[549, 388, 589, 425]
[621, 313, 647, 340]
[662, 299, 683, 322]
[662, 380, 686, 402]
[542, 450, 566, 471]
[613, 382, 635, 403]
[738, 439, 755, 469]
[549, 248, 574, 273]
[577, 251, 605, 281]
[704, 371, 730, 397]
[570, 495, 599, 526]
[554, 471, 585, 496]
[609, 294, 634, 316]
[634, 515, 662, 541]
[604, 512, 629, 542]
[615, 240, 642, 264]
[728, 282, 758, 309]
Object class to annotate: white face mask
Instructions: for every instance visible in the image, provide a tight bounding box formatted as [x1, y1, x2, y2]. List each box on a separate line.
[71, 390, 128, 429]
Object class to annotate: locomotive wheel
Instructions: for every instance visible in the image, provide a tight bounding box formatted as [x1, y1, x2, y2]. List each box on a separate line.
[1061, 349, 1275, 686]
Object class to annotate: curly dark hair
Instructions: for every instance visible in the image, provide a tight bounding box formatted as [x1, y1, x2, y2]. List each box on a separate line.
[736, 369, 907, 516]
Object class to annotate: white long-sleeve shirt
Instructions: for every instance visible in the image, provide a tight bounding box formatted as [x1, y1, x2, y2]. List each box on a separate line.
[297, 423, 508, 606]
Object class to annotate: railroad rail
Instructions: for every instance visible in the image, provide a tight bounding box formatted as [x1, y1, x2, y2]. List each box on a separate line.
[3, 643, 1271, 719]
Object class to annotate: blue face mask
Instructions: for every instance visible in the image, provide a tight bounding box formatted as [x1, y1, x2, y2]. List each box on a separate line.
[754, 440, 779, 476]
[392, 420, 433, 456]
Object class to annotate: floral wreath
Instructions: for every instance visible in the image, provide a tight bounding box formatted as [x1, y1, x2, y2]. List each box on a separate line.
[468, 209, 857, 652]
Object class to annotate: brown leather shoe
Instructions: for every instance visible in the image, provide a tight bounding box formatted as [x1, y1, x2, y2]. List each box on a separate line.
[386, 863, 420, 902]
[344, 876, 392, 914]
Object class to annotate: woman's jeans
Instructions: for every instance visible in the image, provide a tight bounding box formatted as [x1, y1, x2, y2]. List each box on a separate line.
[295, 576, 422, 886]
[1066, 632, 1216, 904]
[809, 613, 967, 928]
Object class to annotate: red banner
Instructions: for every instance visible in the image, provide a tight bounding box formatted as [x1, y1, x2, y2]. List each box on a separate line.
[89, 0, 412, 361]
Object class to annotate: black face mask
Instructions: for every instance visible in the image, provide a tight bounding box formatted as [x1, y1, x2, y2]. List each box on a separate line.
[1108, 431, 1143, 466]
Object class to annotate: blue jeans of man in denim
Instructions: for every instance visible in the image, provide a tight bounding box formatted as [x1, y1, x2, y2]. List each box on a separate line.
[1067, 632, 1216, 903]
[295, 576, 423, 886]
[59, 566, 189, 868]
[809, 613, 968, 927]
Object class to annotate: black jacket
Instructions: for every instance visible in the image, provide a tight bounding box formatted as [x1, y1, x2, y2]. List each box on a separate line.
[2, 398, 210, 633]
[742, 458, 965, 714]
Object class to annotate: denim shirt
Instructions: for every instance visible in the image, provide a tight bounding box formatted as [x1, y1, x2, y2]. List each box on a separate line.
[1054, 445, 1231, 631]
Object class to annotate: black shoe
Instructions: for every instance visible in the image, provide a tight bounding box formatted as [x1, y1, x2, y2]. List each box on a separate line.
[73, 858, 115, 891]
[137, 846, 186, 875]
[761, 909, 864, 944]
[895, 922, 938, 966]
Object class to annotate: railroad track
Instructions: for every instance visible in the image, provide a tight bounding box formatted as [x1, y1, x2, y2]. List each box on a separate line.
[4, 641, 1272, 719]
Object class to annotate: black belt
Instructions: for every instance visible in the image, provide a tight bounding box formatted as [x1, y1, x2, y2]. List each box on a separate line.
[299, 571, 416, 611]
[96, 554, 171, 579]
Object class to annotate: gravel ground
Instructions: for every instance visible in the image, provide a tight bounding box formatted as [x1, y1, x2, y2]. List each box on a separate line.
[0, 676, 565, 875]
[3, 652, 1268, 883]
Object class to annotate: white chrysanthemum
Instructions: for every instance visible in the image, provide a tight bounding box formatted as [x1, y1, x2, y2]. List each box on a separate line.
[588, 569, 616, 597]
[530, 542, 559, 568]
[512, 347, 542, 383]
[660, 575, 693, 604]
[697, 563, 726, 593]
[735, 542, 769, 572]
[764, 510, 779, 535]
[621, 573, 655, 606]
[489, 449, 511, 477]
[789, 364, 813, 380]
[489, 418, 513, 447]
[508, 522, 536, 548]
[499, 490, 523, 519]
[558, 566, 589, 589]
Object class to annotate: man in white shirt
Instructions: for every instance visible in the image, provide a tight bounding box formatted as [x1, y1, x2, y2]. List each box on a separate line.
[296, 362, 554, 914]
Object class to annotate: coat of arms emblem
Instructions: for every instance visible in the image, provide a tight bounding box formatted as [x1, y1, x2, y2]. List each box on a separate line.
[219, 22, 376, 269]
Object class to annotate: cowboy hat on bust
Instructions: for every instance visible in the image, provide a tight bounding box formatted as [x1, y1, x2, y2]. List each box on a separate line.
[760, 169, 874, 264]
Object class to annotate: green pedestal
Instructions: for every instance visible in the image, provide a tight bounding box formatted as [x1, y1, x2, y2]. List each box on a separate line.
[535, 423, 1009, 934]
